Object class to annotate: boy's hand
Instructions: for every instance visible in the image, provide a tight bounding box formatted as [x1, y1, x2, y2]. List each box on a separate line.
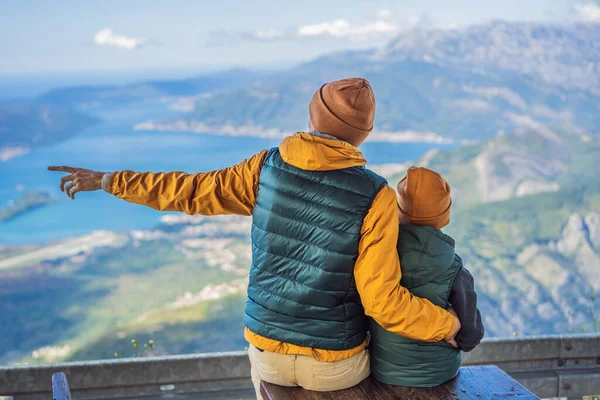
[444, 307, 461, 348]
[48, 166, 105, 199]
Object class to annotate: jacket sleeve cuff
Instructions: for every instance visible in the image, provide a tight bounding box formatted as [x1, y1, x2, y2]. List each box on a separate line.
[444, 313, 461, 341]
[101, 172, 114, 193]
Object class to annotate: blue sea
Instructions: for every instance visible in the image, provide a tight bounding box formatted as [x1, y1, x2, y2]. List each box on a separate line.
[0, 100, 451, 245]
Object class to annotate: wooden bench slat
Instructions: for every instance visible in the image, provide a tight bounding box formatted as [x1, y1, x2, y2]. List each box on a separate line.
[260, 365, 540, 400]
[383, 385, 442, 400]
[260, 384, 330, 400]
[356, 378, 399, 400]
[260, 385, 367, 400]
[436, 366, 538, 399]
[328, 385, 369, 400]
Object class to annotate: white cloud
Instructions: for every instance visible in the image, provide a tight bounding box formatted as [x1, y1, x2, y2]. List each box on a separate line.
[254, 29, 284, 40]
[574, 2, 600, 22]
[0, 146, 29, 162]
[212, 14, 409, 45]
[297, 19, 351, 38]
[296, 19, 399, 41]
[406, 14, 434, 29]
[369, 130, 455, 144]
[375, 9, 394, 19]
[407, 16, 421, 27]
[94, 28, 145, 50]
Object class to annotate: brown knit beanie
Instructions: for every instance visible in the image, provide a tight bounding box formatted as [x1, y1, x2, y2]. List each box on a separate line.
[397, 167, 452, 230]
[309, 78, 375, 147]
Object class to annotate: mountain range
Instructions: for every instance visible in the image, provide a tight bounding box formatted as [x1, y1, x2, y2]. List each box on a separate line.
[136, 21, 600, 142]
[3, 21, 598, 159]
[381, 21, 600, 95]
[37, 68, 263, 109]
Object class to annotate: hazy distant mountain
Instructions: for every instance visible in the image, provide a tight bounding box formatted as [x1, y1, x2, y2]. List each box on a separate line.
[30, 22, 600, 143]
[38, 69, 264, 110]
[380, 21, 600, 94]
[0, 104, 98, 161]
[0, 69, 262, 161]
[0, 190, 54, 222]
[142, 21, 599, 142]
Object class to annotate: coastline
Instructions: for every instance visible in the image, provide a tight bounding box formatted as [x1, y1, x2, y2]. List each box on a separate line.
[133, 119, 473, 145]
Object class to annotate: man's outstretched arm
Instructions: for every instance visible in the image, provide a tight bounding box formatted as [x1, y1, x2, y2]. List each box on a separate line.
[353, 185, 460, 344]
[48, 150, 268, 216]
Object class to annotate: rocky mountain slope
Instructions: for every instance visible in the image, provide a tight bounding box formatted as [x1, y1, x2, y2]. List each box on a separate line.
[380, 21, 600, 94]
[383, 128, 600, 207]
[449, 184, 600, 337]
[378, 127, 600, 338]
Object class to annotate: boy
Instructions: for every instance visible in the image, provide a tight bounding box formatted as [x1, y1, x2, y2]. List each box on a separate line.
[370, 166, 485, 387]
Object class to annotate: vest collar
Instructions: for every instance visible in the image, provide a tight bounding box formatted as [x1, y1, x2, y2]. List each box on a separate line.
[400, 224, 456, 248]
[398, 224, 456, 284]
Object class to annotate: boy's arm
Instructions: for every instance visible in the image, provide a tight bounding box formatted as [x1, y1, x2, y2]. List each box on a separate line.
[353, 185, 460, 342]
[106, 150, 268, 216]
[449, 264, 484, 352]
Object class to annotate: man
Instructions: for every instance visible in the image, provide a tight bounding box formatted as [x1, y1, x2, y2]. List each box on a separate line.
[49, 78, 460, 398]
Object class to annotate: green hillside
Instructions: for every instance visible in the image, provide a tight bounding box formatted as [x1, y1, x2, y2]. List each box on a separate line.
[385, 129, 600, 208]
[0, 220, 252, 364]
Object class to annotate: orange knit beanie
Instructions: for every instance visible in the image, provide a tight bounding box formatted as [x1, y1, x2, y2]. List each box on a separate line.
[309, 78, 375, 147]
[396, 167, 452, 230]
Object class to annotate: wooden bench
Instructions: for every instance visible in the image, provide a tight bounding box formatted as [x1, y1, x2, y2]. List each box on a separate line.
[260, 365, 540, 399]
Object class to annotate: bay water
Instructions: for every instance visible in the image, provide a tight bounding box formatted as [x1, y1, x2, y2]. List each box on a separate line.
[0, 101, 448, 245]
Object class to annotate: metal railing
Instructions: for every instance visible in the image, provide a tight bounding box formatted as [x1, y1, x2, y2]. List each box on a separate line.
[1, 334, 599, 399]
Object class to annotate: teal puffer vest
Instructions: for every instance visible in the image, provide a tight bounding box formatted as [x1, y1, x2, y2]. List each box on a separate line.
[370, 224, 462, 387]
[244, 148, 386, 350]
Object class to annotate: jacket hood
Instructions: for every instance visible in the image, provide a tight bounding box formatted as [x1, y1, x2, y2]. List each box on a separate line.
[398, 224, 456, 289]
[279, 132, 367, 171]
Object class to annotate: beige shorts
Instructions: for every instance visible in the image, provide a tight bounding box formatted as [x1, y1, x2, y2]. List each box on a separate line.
[248, 344, 370, 399]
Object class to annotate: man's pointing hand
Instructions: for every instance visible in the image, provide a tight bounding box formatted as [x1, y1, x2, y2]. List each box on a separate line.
[48, 166, 106, 199]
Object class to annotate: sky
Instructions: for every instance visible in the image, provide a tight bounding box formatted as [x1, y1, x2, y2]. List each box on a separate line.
[0, 0, 598, 79]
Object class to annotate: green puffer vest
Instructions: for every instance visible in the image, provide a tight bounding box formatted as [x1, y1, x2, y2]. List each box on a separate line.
[370, 224, 462, 387]
[244, 148, 387, 350]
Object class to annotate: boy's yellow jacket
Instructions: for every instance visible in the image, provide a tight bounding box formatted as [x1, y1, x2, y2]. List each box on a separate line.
[107, 133, 457, 361]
